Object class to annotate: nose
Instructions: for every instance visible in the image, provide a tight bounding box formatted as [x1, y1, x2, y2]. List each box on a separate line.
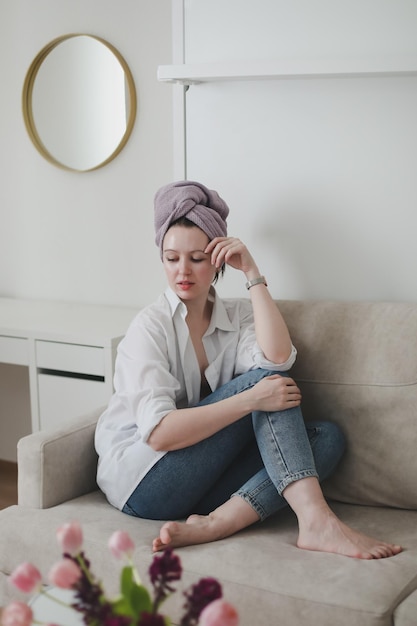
[178, 257, 191, 275]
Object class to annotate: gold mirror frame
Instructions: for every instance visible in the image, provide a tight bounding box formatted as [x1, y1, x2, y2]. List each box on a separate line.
[22, 34, 137, 172]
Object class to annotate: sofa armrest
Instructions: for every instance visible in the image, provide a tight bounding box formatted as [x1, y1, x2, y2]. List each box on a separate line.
[17, 407, 103, 509]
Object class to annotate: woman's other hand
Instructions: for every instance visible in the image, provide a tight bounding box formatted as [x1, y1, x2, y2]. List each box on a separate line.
[249, 375, 302, 412]
[205, 237, 258, 275]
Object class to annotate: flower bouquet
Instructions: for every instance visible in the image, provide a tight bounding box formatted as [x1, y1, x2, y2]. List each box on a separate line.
[1, 521, 238, 626]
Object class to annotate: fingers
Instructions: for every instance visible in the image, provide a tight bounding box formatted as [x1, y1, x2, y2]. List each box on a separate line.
[205, 237, 240, 268]
[258, 375, 302, 409]
[267, 374, 300, 393]
[284, 383, 302, 405]
[274, 377, 302, 406]
[205, 236, 229, 257]
[205, 237, 254, 271]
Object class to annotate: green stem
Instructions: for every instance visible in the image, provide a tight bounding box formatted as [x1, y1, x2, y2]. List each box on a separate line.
[32, 619, 74, 626]
[128, 557, 142, 586]
[42, 588, 72, 608]
[75, 553, 97, 587]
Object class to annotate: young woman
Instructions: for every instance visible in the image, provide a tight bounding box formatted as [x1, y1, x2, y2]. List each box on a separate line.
[95, 180, 402, 559]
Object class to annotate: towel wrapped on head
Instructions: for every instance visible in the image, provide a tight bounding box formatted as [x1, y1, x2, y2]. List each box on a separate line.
[154, 180, 229, 256]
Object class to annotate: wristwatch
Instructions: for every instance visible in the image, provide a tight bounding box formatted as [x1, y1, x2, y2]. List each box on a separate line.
[245, 276, 268, 290]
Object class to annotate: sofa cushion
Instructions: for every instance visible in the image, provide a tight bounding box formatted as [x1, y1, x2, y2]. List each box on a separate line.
[1, 492, 416, 626]
[279, 300, 417, 509]
[394, 589, 417, 626]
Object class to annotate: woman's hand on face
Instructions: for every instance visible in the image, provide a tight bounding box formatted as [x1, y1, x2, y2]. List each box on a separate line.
[205, 237, 257, 274]
[249, 375, 302, 412]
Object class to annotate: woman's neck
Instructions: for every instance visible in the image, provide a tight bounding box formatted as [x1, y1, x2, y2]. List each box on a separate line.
[185, 297, 213, 333]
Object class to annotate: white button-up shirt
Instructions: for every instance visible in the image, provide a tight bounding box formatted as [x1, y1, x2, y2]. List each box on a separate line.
[95, 287, 297, 509]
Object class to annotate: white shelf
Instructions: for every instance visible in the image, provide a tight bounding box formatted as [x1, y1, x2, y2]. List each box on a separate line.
[158, 58, 417, 85]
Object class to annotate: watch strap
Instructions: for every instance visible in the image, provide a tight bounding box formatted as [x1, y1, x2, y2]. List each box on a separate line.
[245, 276, 268, 290]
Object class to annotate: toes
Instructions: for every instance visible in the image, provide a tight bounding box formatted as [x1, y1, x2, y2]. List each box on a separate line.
[160, 522, 176, 545]
[357, 550, 374, 560]
[371, 546, 389, 559]
[152, 538, 163, 552]
[369, 543, 402, 559]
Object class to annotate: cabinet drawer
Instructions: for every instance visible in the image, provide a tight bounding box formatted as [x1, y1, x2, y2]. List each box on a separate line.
[36, 341, 104, 376]
[0, 336, 29, 366]
[38, 373, 109, 431]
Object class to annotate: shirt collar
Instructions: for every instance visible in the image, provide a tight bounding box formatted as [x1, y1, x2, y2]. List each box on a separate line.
[164, 286, 235, 333]
[207, 289, 235, 334]
[164, 286, 185, 318]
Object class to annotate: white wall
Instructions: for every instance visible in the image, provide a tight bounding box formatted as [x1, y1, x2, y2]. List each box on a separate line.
[0, 0, 174, 309]
[182, 0, 417, 302]
[2, 0, 417, 459]
[0, 0, 174, 461]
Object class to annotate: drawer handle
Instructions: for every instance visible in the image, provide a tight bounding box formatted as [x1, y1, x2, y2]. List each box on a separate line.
[38, 368, 105, 382]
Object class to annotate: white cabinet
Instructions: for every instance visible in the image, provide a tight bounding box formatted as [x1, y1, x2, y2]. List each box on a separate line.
[36, 340, 109, 431]
[36, 341, 105, 377]
[37, 373, 109, 431]
[0, 298, 137, 433]
[0, 336, 29, 366]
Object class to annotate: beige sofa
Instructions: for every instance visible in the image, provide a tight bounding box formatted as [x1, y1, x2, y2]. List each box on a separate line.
[1, 300, 417, 626]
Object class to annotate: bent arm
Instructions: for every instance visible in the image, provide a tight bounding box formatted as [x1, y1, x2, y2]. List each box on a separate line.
[248, 275, 293, 364]
[148, 391, 253, 451]
[148, 374, 301, 451]
[109, 291, 299, 454]
[206, 237, 294, 364]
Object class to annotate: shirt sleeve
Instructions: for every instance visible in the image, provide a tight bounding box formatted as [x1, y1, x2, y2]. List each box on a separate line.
[112, 312, 181, 444]
[234, 299, 297, 374]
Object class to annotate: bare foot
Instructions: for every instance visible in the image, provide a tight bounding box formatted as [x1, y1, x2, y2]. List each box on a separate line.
[297, 509, 403, 559]
[152, 497, 261, 552]
[283, 477, 402, 559]
[152, 514, 223, 552]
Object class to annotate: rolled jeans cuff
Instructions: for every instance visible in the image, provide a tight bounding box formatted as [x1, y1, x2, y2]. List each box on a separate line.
[232, 468, 319, 522]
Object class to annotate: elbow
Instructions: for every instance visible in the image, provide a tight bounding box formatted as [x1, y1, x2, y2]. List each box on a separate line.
[266, 344, 296, 367]
[147, 428, 167, 452]
[146, 411, 173, 451]
[146, 411, 189, 452]
[280, 349, 295, 365]
[147, 422, 178, 452]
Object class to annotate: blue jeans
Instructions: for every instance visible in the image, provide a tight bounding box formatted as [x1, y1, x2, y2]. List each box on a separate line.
[123, 369, 345, 522]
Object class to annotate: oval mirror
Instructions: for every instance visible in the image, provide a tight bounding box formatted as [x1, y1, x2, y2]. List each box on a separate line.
[22, 34, 137, 172]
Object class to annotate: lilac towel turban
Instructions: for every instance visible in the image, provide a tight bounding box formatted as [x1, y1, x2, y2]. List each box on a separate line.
[154, 180, 229, 256]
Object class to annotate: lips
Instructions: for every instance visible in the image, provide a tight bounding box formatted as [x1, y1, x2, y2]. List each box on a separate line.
[178, 281, 194, 290]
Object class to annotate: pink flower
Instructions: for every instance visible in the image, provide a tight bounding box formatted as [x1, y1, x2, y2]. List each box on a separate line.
[108, 530, 135, 559]
[9, 562, 42, 593]
[48, 559, 81, 589]
[56, 521, 83, 555]
[1, 601, 33, 626]
[199, 599, 239, 626]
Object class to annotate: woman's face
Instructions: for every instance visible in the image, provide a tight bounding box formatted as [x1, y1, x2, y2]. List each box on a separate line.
[162, 224, 216, 302]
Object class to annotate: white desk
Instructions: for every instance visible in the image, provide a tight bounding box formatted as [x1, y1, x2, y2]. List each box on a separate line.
[0, 298, 136, 432]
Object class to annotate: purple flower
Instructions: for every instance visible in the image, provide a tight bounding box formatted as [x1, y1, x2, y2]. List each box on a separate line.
[149, 548, 183, 609]
[2, 525, 237, 626]
[139, 612, 167, 626]
[102, 618, 132, 626]
[180, 577, 223, 626]
[149, 548, 183, 587]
